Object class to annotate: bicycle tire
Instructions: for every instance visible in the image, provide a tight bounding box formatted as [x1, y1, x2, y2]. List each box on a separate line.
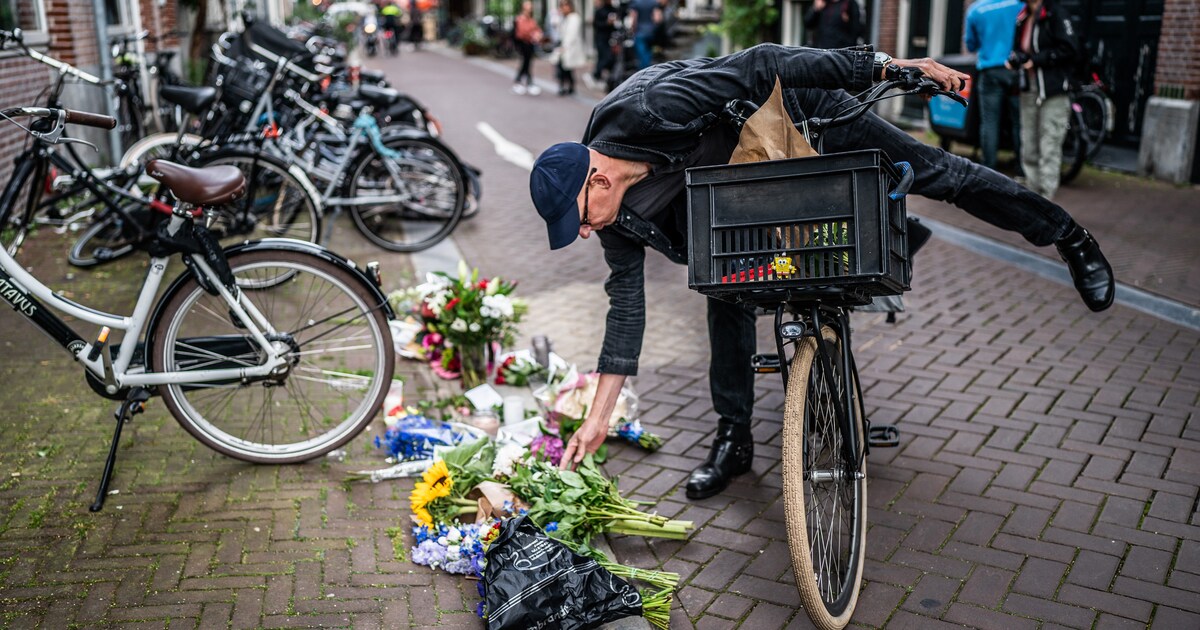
[347, 137, 465, 252]
[67, 209, 143, 267]
[0, 159, 41, 256]
[120, 132, 205, 169]
[116, 93, 144, 154]
[1060, 108, 1087, 185]
[148, 249, 394, 463]
[1073, 89, 1109, 161]
[192, 150, 323, 245]
[783, 325, 867, 630]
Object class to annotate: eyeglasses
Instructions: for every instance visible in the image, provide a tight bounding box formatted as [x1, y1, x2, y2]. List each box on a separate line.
[581, 167, 597, 227]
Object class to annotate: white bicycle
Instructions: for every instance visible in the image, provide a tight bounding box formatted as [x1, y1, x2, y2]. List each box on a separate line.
[0, 107, 395, 511]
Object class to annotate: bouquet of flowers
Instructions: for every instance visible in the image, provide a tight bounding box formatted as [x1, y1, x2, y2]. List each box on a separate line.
[391, 261, 527, 387]
[404, 437, 690, 629]
[544, 369, 663, 451]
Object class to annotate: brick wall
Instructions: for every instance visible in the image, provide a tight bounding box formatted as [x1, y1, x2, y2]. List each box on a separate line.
[138, 0, 181, 52]
[1154, 0, 1199, 100]
[45, 0, 100, 67]
[0, 56, 54, 183]
[878, 0, 898, 54]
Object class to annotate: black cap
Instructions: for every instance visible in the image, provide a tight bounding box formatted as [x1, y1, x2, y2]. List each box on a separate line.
[529, 142, 590, 250]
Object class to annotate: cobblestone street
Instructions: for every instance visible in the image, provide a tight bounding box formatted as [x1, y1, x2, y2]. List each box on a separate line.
[0, 45, 1197, 629]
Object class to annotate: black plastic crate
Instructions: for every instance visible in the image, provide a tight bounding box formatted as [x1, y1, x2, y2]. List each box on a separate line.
[686, 150, 912, 305]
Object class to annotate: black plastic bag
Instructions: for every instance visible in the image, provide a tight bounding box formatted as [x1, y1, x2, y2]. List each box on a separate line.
[484, 516, 642, 630]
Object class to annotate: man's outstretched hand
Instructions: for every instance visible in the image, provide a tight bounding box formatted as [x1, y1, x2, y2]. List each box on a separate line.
[560, 416, 608, 471]
[891, 57, 971, 93]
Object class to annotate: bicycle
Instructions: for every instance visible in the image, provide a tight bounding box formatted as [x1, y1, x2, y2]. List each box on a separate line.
[1060, 72, 1113, 184]
[0, 105, 396, 512]
[687, 69, 964, 629]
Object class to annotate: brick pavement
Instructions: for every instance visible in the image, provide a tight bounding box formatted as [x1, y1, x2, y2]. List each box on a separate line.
[0, 46, 1196, 629]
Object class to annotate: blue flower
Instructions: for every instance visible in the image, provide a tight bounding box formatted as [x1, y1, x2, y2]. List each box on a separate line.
[477, 581, 486, 597]
[545, 522, 558, 532]
[475, 600, 486, 618]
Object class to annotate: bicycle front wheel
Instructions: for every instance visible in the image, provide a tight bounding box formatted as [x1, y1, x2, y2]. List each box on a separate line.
[149, 249, 394, 463]
[782, 325, 867, 630]
[67, 207, 147, 267]
[1073, 89, 1110, 161]
[347, 138, 465, 252]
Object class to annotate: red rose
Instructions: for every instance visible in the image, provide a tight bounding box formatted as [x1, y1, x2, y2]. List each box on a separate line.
[445, 297, 460, 311]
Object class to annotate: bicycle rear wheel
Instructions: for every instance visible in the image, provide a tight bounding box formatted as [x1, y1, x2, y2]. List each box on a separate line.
[782, 325, 867, 630]
[347, 138, 465, 252]
[148, 249, 393, 463]
[1073, 89, 1110, 161]
[194, 151, 323, 245]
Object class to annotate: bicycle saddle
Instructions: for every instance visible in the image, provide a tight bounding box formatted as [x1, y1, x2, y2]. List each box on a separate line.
[358, 83, 400, 107]
[146, 159, 245, 206]
[159, 85, 217, 115]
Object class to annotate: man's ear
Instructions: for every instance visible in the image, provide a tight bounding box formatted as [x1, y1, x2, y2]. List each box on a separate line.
[593, 171, 613, 189]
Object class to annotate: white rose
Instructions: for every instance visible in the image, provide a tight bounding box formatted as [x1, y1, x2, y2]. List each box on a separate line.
[469, 322, 481, 333]
[451, 319, 468, 332]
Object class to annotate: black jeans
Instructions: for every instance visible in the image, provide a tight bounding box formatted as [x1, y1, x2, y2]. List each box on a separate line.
[978, 67, 1021, 170]
[515, 40, 535, 85]
[711, 88, 1075, 431]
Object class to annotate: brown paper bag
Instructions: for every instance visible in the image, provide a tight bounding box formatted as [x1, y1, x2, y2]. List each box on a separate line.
[728, 76, 816, 164]
[728, 77, 824, 255]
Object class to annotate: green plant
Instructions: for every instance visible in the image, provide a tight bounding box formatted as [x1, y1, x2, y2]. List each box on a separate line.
[710, 0, 779, 51]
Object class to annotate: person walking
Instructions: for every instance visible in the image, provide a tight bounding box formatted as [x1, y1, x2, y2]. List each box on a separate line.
[528, 44, 1114, 493]
[512, 1, 543, 95]
[629, 0, 658, 69]
[554, 0, 587, 96]
[966, 0, 1023, 170]
[803, 0, 864, 50]
[588, 0, 619, 89]
[1008, 0, 1079, 199]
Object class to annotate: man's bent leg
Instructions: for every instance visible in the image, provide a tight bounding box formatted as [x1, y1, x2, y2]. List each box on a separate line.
[790, 88, 1112, 310]
[687, 297, 757, 500]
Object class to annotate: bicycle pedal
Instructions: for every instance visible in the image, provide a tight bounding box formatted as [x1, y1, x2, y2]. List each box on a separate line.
[751, 353, 781, 373]
[867, 424, 900, 448]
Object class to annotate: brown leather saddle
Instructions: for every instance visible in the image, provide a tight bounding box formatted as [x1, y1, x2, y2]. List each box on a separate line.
[145, 159, 246, 206]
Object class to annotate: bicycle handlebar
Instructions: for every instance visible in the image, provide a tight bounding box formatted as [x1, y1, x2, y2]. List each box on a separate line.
[64, 109, 117, 129]
[1, 28, 106, 86]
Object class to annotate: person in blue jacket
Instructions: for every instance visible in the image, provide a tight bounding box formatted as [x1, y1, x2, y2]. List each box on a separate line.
[966, 0, 1024, 170]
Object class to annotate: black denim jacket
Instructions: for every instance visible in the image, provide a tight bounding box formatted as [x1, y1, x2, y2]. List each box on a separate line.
[584, 43, 874, 375]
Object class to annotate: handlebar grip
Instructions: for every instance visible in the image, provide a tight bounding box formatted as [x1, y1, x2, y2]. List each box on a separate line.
[64, 109, 117, 130]
[888, 161, 915, 201]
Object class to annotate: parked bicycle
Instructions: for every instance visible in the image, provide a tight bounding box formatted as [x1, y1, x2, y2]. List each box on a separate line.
[689, 69, 964, 629]
[0, 106, 396, 512]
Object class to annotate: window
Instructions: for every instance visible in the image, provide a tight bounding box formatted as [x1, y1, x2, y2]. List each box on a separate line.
[0, 0, 45, 32]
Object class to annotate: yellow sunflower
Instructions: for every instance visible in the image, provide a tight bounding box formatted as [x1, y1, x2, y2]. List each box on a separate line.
[410, 481, 435, 513]
[422, 459, 453, 498]
[412, 505, 433, 527]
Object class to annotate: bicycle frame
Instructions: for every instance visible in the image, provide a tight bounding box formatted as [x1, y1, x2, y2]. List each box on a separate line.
[0, 212, 287, 391]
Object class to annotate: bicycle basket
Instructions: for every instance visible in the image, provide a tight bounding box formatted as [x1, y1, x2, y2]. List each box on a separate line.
[686, 150, 912, 306]
[215, 58, 271, 113]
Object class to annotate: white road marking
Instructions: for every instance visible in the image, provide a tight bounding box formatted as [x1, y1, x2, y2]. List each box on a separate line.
[476, 122, 535, 171]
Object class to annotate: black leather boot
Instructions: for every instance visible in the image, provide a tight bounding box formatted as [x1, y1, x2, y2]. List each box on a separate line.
[686, 421, 754, 500]
[1055, 223, 1114, 312]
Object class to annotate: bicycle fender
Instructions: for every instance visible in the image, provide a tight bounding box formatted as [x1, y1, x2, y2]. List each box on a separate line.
[224, 239, 395, 320]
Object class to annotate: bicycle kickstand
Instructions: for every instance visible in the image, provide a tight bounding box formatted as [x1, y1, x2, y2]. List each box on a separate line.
[90, 387, 152, 512]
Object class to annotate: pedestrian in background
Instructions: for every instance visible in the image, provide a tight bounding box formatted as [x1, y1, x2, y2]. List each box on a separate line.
[512, 1, 543, 95]
[554, 0, 586, 96]
[629, 0, 658, 69]
[966, 0, 1024, 170]
[1008, 0, 1079, 199]
[804, 0, 864, 50]
[587, 0, 619, 89]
